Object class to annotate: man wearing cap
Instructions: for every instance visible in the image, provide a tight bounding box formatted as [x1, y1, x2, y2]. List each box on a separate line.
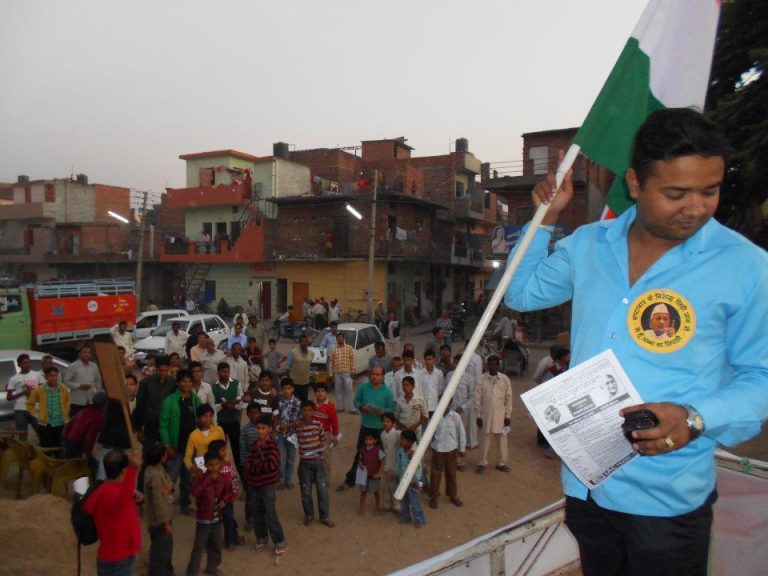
[643, 304, 676, 339]
[505, 109, 768, 575]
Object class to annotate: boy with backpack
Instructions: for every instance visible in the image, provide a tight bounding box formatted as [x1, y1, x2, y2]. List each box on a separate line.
[82, 449, 143, 575]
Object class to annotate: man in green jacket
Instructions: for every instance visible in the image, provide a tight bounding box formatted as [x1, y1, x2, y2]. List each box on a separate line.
[160, 369, 201, 515]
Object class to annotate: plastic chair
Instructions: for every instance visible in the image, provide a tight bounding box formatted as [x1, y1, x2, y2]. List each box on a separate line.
[4, 438, 47, 499]
[33, 446, 90, 497]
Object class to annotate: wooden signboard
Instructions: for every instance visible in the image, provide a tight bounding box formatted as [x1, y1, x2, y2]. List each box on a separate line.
[91, 335, 139, 451]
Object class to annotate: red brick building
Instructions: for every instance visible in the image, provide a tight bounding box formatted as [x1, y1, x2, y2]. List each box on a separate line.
[0, 174, 174, 306]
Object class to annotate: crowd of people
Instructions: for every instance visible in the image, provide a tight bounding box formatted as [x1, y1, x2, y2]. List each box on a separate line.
[12, 296, 522, 576]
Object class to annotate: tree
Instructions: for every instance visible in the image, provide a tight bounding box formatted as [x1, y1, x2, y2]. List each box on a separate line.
[707, 0, 768, 246]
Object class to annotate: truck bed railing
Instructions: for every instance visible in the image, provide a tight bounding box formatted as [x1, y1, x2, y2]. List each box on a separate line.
[33, 279, 135, 298]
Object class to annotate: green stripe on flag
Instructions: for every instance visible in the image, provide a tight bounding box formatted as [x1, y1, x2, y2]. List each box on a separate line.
[574, 37, 664, 215]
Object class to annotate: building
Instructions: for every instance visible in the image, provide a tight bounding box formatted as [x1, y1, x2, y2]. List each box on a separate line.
[481, 127, 613, 339]
[161, 137, 506, 322]
[0, 175, 166, 297]
[159, 148, 313, 319]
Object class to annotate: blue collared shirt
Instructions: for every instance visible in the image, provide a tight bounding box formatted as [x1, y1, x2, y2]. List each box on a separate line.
[505, 206, 768, 517]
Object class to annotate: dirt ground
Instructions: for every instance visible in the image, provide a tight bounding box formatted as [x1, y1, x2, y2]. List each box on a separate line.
[3, 334, 767, 576]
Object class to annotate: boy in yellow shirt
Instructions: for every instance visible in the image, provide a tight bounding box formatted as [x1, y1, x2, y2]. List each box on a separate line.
[184, 404, 226, 480]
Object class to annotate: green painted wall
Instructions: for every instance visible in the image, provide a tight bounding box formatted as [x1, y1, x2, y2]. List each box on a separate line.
[185, 156, 257, 187]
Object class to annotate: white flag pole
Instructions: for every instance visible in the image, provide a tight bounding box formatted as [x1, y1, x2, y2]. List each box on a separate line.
[393, 144, 581, 501]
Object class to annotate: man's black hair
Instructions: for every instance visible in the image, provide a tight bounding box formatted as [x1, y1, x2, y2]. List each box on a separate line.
[176, 369, 192, 383]
[401, 429, 417, 444]
[16, 353, 30, 364]
[197, 403, 214, 418]
[103, 449, 129, 480]
[203, 450, 220, 464]
[257, 415, 274, 427]
[43, 366, 59, 375]
[144, 441, 165, 466]
[301, 399, 316, 410]
[246, 401, 262, 412]
[631, 108, 732, 185]
[208, 439, 226, 454]
[432, 326, 441, 336]
[157, 356, 171, 368]
[188, 360, 202, 370]
[217, 361, 230, 372]
[402, 350, 414, 359]
[402, 375, 415, 386]
[313, 381, 328, 391]
[382, 411, 396, 423]
[424, 349, 436, 359]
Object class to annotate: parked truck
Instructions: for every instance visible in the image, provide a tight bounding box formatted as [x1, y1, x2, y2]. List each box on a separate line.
[0, 278, 136, 353]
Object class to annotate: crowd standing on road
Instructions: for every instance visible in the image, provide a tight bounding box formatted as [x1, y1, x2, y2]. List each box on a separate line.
[10, 295, 541, 575]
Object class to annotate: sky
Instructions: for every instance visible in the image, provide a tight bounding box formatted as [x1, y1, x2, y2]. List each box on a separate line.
[0, 0, 647, 203]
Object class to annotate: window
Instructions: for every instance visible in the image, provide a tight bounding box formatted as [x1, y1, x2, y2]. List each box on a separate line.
[484, 190, 491, 209]
[515, 206, 535, 225]
[355, 329, 371, 350]
[204, 280, 216, 302]
[253, 182, 263, 197]
[45, 184, 55, 202]
[363, 327, 380, 347]
[455, 181, 465, 198]
[135, 315, 159, 329]
[0, 360, 19, 393]
[204, 317, 221, 333]
[529, 145, 549, 175]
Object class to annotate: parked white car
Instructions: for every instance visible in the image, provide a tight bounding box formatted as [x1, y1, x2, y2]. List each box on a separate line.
[134, 314, 229, 358]
[308, 323, 385, 377]
[128, 309, 190, 341]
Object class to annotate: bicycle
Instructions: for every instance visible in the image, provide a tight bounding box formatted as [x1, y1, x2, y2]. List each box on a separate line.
[340, 308, 369, 323]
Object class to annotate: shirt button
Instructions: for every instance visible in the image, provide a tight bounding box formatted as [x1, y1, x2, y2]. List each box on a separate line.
[622, 298, 629, 304]
[610, 332, 616, 339]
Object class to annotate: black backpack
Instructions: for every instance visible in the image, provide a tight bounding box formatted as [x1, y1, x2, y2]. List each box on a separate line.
[71, 487, 98, 545]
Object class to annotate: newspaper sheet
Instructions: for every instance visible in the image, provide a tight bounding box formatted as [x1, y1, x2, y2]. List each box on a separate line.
[521, 349, 643, 487]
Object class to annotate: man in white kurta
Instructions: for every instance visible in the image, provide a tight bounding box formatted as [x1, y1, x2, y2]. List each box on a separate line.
[473, 355, 513, 472]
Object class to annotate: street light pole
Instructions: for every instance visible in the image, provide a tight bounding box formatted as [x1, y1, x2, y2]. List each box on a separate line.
[366, 170, 378, 320]
[135, 190, 148, 310]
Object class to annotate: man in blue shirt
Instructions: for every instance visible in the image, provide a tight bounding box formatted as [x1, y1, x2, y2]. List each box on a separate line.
[505, 108, 768, 576]
[336, 366, 395, 491]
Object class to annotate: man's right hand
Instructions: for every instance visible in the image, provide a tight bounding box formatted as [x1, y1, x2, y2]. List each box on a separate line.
[532, 154, 574, 226]
[128, 450, 142, 469]
[79, 383, 92, 391]
[476, 418, 483, 429]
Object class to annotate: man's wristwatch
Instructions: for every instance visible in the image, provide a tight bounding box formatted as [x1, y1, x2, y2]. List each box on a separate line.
[682, 404, 705, 440]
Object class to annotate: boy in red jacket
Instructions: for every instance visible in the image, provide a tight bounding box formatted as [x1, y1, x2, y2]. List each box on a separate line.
[186, 450, 230, 576]
[83, 449, 142, 576]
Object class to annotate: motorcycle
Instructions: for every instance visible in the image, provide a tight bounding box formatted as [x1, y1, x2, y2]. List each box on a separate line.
[450, 302, 468, 342]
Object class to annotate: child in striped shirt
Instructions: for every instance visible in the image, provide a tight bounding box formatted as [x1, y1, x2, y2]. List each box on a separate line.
[245, 415, 286, 556]
[295, 400, 334, 527]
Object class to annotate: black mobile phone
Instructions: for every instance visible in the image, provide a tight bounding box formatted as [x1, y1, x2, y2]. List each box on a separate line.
[621, 409, 659, 442]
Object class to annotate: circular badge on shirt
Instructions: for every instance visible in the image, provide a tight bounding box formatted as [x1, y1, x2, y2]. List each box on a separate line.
[627, 289, 696, 353]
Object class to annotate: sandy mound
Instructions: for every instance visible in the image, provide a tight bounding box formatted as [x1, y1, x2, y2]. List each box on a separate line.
[0, 494, 92, 576]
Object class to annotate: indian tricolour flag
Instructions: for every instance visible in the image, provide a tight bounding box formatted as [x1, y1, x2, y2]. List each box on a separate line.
[573, 0, 721, 218]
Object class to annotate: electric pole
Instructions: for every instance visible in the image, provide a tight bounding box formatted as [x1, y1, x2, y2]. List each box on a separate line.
[366, 171, 378, 320]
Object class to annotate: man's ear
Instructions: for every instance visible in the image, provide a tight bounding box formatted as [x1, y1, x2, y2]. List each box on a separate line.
[626, 168, 641, 201]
